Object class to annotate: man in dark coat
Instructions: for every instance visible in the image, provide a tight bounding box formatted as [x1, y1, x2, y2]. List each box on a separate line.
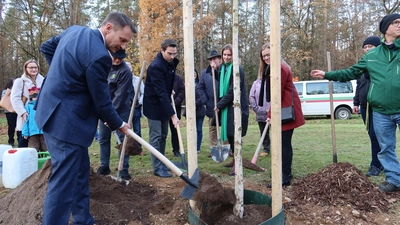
[197, 50, 222, 156]
[36, 12, 136, 225]
[143, 39, 179, 178]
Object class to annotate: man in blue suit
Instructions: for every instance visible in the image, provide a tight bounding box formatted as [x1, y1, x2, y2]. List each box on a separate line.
[36, 12, 136, 225]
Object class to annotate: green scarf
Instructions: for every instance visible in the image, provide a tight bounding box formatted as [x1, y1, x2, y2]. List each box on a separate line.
[219, 62, 232, 141]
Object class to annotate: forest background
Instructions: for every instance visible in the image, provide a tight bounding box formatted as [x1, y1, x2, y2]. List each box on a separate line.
[0, 0, 399, 89]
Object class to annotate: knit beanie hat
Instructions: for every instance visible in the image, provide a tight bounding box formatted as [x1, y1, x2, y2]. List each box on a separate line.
[379, 13, 400, 34]
[362, 36, 381, 48]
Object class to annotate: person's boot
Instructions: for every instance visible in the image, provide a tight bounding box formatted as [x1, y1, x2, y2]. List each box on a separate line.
[224, 159, 234, 167]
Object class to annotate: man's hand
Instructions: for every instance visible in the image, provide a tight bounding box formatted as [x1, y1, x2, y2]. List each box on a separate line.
[353, 106, 359, 114]
[118, 122, 131, 135]
[310, 70, 326, 79]
[171, 114, 179, 128]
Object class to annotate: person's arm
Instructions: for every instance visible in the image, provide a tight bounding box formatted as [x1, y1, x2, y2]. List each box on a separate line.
[10, 78, 27, 117]
[174, 76, 185, 107]
[197, 70, 209, 105]
[353, 77, 362, 114]
[147, 65, 175, 117]
[249, 81, 258, 113]
[311, 57, 366, 81]
[40, 33, 63, 65]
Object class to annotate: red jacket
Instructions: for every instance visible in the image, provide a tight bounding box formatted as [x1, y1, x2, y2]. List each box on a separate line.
[268, 63, 305, 131]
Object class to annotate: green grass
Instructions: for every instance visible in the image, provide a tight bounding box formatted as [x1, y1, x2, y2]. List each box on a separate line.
[1, 112, 397, 186]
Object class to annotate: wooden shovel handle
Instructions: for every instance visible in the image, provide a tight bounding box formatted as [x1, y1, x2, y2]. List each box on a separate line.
[252, 121, 270, 162]
[211, 68, 221, 140]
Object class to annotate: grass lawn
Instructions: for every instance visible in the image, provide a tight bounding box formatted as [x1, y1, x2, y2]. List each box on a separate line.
[0, 111, 398, 186]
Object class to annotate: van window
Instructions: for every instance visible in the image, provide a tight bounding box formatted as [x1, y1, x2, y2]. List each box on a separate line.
[306, 82, 353, 95]
[294, 83, 303, 95]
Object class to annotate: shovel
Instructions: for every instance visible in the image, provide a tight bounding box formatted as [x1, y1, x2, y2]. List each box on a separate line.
[210, 68, 230, 162]
[126, 129, 199, 199]
[110, 131, 129, 185]
[114, 61, 146, 184]
[251, 121, 270, 164]
[171, 95, 188, 171]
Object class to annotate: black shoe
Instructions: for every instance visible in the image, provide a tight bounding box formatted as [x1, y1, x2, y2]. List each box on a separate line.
[379, 182, 400, 192]
[119, 170, 131, 180]
[154, 169, 172, 178]
[366, 165, 381, 177]
[173, 151, 181, 157]
[96, 166, 111, 175]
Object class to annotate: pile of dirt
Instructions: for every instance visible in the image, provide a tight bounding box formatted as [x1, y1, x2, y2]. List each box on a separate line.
[285, 162, 399, 224]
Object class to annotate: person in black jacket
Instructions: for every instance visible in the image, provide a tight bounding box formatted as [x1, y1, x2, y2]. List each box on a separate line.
[353, 36, 382, 177]
[169, 74, 185, 157]
[143, 39, 179, 178]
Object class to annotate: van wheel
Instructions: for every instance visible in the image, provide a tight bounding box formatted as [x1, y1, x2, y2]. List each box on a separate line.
[335, 107, 351, 120]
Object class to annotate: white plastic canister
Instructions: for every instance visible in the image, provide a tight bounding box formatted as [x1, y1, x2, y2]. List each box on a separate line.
[2, 148, 38, 189]
[0, 144, 12, 188]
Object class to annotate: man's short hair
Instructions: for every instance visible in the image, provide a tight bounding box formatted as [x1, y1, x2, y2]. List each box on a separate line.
[161, 39, 177, 51]
[101, 12, 137, 34]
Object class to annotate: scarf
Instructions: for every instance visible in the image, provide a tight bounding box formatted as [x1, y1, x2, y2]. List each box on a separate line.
[219, 62, 232, 141]
[259, 65, 271, 106]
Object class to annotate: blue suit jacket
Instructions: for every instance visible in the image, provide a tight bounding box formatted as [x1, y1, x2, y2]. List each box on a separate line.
[36, 26, 123, 147]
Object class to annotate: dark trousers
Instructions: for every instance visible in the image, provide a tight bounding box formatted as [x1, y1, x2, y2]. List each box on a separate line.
[282, 129, 294, 177]
[258, 122, 271, 152]
[169, 107, 181, 153]
[5, 112, 17, 145]
[17, 130, 29, 147]
[360, 107, 382, 169]
[42, 132, 94, 225]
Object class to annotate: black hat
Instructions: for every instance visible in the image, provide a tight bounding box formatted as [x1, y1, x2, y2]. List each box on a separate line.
[362, 36, 381, 48]
[110, 49, 126, 59]
[207, 50, 221, 60]
[379, 13, 400, 34]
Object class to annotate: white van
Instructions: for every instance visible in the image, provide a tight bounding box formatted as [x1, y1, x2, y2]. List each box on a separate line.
[293, 80, 356, 120]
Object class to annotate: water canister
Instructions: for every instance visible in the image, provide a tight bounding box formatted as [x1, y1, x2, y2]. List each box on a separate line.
[0, 144, 12, 162]
[2, 148, 38, 189]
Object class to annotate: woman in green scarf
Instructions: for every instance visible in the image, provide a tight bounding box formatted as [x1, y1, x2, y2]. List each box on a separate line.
[215, 44, 249, 176]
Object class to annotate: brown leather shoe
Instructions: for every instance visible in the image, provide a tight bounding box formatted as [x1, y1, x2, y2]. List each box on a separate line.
[228, 166, 235, 176]
[224, 160, 234, 167]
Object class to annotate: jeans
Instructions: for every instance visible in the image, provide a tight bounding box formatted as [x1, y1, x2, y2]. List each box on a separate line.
[42, 132, 94, 225]
[132, 106, 142, 137]
[360, 107, 381, 169]
[99, 110, 130, 170]
[148, 118, 169, 171]
[373, 111, 400, 187]
[196, 116, 205, 151]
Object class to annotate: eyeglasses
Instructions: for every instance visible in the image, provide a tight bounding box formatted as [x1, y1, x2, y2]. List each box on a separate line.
[391, 20, 400, 27]
[262, 54, 270, 58]
[27, 67, 38, 70]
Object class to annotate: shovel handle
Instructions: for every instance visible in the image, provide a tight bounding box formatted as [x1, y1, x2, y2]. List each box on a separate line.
[126, 129, 184, 177]
[252, 121, 270, 164]
[171, 95, 185, 155]
[211, 68, 221, 140]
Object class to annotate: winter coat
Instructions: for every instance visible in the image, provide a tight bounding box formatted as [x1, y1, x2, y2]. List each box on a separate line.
[198, 65, 219, 118]
[353, 72, 370, 108]
[195, 78, 206, 118]
[11, 73, 44, 131]
[216, 65, 249, 137]
[249, 79, 271, 122]
[267, 64, 305, 131]
[143, 52, 179, 120]
[324, 39, 400, 115]
[22, 100, 43, 137]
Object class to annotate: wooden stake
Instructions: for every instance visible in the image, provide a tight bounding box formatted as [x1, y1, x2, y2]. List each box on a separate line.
[327, 52, 337, 163]
[270, 0, 283, 217]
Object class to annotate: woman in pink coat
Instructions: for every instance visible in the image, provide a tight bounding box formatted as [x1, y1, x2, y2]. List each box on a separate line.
[260, 43, 305, 186]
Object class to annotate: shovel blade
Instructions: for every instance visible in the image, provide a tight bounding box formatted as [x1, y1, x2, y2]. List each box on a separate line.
[210, 145, 230, 162]
[180, 168, 200, 199]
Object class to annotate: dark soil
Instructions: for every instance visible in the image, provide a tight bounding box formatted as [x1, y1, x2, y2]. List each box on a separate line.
[0, 161, 399, 225]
